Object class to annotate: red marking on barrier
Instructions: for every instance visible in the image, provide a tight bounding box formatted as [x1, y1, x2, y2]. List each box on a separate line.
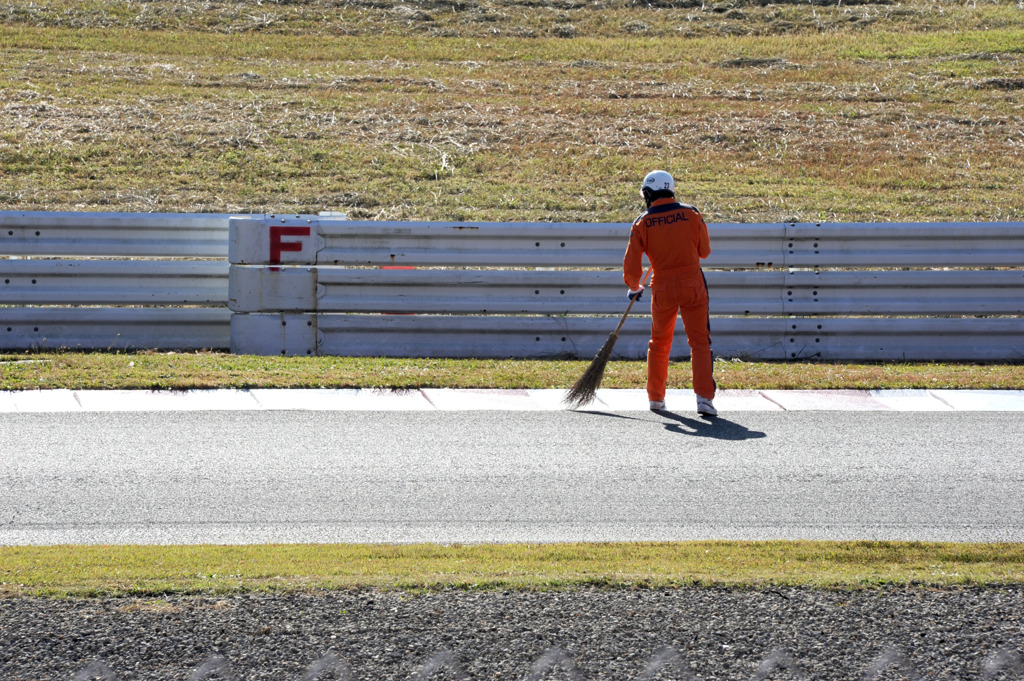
[269, 226, 311, 264]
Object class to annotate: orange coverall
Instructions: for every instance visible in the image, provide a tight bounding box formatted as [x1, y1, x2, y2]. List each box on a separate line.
[623, 197, 716, 403]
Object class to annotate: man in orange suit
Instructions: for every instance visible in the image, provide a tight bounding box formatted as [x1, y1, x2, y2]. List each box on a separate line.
[623, 170, 717, 416]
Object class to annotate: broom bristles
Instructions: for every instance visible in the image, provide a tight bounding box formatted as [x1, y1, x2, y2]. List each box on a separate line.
[562, 331, 620, 409]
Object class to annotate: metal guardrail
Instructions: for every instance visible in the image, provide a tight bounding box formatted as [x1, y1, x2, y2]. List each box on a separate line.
[227, 215, 1024, 361]
[231, 313, 1024, 361]
[230, 218, 638, 268]
[228, 267, 1024, 317]
[0, 210, 235, 258]
[229, 217, 1024, 268]
[781, 221, 1024, 267]
[1, 259, 228, 305]
[0, 210, 241, 351]
[3, 212, 1023, 357]
[1, 307, 231, 351]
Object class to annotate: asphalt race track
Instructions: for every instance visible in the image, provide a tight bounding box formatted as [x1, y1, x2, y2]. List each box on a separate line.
[3, 389, 1023, 545]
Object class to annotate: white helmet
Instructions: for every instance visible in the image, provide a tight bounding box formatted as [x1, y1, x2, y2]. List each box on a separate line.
[642, 170, 674, 194]
[642, 170, 674, 206]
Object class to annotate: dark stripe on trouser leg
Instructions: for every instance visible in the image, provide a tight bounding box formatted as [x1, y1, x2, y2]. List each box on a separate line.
[701, 270, 717, 394]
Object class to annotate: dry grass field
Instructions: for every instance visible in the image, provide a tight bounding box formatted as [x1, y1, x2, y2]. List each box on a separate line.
[1, 0, 1022, 223]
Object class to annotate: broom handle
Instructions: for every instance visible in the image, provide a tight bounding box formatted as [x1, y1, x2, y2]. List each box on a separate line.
[612, 265, 653, 337]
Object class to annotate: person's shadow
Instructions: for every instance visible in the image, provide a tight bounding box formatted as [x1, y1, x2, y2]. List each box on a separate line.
[655, 410, 767, 441]
[572, 408, 767, 441]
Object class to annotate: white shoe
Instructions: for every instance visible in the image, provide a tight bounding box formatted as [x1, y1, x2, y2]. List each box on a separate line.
[649, 400, 666, 411]
[696, 396, 718, 417]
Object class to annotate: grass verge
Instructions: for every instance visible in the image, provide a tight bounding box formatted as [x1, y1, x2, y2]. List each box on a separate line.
[2, 542, 1023, 597]
[2, 352, 1023, 391]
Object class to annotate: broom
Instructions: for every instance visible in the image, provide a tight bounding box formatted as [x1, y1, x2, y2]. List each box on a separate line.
[563, 266, 652, 409]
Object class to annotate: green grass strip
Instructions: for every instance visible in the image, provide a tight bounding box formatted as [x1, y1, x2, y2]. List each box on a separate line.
[3, 542, 1023, 597]
[3, 25, 1022, 63]
[3, 352, 1024, 391]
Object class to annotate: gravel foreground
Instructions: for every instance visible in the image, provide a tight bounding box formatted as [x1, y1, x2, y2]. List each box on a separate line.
[2, 586, 1023, 681]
